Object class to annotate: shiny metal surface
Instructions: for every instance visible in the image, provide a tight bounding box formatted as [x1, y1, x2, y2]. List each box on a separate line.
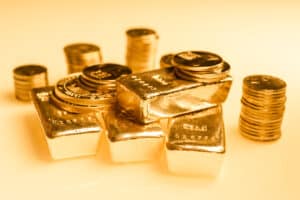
[64, 43, 103, 74]
[31, 86, 102, 159]
[125, 27, 159, 73]
[102, 109, 164, 162]
[117, 67, 232, 123]
[239, 74, 287, 141]
[13, 64, 48, 101]
[102, 110, 163, 142]
[166, 105, 225, 153]
[165, 105, 225, 176]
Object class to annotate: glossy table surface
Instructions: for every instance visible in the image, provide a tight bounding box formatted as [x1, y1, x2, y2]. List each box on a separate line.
[0, 0, 299, 199]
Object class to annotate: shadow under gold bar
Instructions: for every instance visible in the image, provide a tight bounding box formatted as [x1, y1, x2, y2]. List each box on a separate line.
[116, 67, 232, 124]
[31, 87, 102, 160]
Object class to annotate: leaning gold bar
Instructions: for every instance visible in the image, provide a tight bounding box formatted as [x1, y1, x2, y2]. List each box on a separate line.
[116, 67, 232, 124]
[165, 105, 225, 176]
[31, 87, 103, 160]
[101, 109, 164, 163]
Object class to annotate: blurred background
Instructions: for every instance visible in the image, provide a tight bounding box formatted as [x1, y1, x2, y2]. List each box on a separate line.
[0, 0, 299, 199]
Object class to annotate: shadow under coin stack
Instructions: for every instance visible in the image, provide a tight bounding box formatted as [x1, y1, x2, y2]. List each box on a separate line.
[64, 43, 103, 74]
[13, 64, 48, 101]
[117, 50, 232, 176]
[239, 75, 287, 141]
[126, 28, 159, 73]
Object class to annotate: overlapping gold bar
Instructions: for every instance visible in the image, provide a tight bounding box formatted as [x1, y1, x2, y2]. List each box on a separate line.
[165, 105, 225, 176]
[117, 67, 232, 124]
[101, 109, 164, 163]
[32, 87, 103, 160]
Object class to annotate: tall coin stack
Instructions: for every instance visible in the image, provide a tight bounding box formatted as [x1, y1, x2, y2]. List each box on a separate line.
[51, 63, 131, 113]
[239, 75, 287, 141]
[126, 28, 159, 73]
[64, 43, 103, 74]
[172, 51, 230, 83]
[13, 64, 48, 101]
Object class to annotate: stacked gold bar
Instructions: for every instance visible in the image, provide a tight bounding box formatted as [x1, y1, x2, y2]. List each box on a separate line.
[13, 64, 48, 101]
[117, 51, 232, 124]
[239, 75, 287, 141]
[126, 28, 159, 73]
[32, 63, 132, 160]
[64, 43, 103, 74]
[117, 50, 232, 175]
[166, 105, 225, 176]
[32, 87, 103, 159]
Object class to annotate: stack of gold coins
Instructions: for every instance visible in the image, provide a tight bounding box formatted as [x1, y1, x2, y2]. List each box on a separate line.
[13, 64, 48, 101]
[64, 43, 103, 74]
[79, 63, 132, 91]
[51, 63, 131, 113]
[172, 51, 230, 83]
[160, 53, 174, 68]
[239, 75, 287, 141]
[125, 28, 159, 73]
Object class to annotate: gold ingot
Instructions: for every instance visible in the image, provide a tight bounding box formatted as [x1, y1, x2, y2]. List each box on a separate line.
[101, 109, 164, 163]
[165, 105, 225, 176]
[32, 87, 103, 160]
[117, 67, 232, 124]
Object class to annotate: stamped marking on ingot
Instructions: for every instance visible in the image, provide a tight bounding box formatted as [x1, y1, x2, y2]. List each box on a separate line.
[182, 123, 208, 132]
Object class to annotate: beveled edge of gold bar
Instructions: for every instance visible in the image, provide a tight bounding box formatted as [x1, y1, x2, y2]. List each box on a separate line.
[31, 86, 102, 139]
[166, 105, 225, 153]
[101, 109, 164, 142]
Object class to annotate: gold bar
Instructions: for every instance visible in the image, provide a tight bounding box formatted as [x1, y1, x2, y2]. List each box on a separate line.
[165, 105, 225, 176]
[31, 87, 103, 160]
[117, 67, 232, 124]
[101, 109, 164, 163]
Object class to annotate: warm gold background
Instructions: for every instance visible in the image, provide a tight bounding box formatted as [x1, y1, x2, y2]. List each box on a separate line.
[0, 0, 299, 199]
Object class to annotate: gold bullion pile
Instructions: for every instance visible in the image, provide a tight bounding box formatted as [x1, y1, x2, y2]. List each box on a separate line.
[51, 63, 132, 113]
[11, 27, 288, 175]
[13, 64, 48, 101]
[239, 75, 287, 141]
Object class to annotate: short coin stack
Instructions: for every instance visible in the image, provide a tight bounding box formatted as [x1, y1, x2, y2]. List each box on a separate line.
[126, 28, 159, 73]
[13, 64, 48, 101]
[64, 43, 103, 74]
[51, 63, 131, 113]
[80, 63, 132, 91]
[239, 75, 287, 141]
[172, 51, 230, 83]
[160, 53, 174, 68]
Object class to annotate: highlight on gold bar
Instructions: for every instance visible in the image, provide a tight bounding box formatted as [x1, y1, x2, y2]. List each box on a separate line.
[101, 109, 164, 163]
[116, 67, 232, 124]
[165, 105, 225, 176]
[31, 87, 103, 160]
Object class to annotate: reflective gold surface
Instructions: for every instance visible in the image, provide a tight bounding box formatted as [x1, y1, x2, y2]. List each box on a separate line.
[117, 67, 232, 123]
[102, 109, 164, 163]
[31, 87, 102, 159]
[165, 105, 225, 176]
